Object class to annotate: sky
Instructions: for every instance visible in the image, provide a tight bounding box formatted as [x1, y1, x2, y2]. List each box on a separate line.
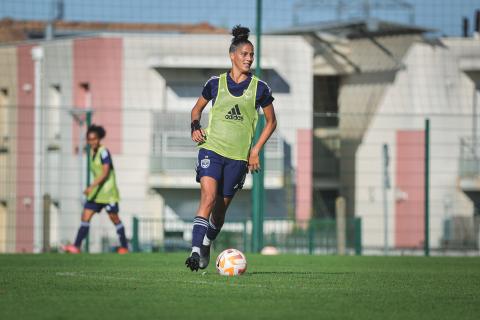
[0, 0, 479, 37]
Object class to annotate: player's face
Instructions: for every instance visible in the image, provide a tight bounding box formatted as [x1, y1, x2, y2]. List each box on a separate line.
[87, 132, 100, 150]
[230, 43, 254, 73]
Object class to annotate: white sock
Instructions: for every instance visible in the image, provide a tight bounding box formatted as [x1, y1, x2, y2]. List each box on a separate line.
[191, 246, 200, 254]
[202, 235, 211, 246]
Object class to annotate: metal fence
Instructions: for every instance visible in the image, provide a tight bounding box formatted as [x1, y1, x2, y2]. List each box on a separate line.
[131, 216, 362, 255]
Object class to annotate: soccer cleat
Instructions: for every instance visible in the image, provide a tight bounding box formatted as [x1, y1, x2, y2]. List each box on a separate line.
[117, 247, 129, 254]
[185, 252, 200, 272]
[62, 244, 80, 254]
[199, 244, 211, 269]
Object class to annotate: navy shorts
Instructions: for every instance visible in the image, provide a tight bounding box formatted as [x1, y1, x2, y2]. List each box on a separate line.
[84, 201, 119, 214]
[196, 148, 248, 198]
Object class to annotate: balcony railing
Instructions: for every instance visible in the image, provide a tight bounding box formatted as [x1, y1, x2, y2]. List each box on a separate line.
[150, 111, 285, 174]
[459, 136, 480, 178]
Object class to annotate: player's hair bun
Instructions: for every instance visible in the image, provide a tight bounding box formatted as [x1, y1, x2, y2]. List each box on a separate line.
[231, 25, 250, 43]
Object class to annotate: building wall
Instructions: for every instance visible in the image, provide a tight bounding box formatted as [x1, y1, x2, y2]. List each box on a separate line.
[41, 39, 76, 250]
[337, 35, 419, 221]
[16, 43, 36, 252]
[121, 35, 165, 228]
[355, 40, 477, 249]
[395, 130, 424, 247]
[0, 46, 18, 252]
[296, 129, 312, 221]
[73, 37, 123, 154]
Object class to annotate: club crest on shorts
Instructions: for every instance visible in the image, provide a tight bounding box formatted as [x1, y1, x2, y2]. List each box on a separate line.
[201, 158, 210, 168]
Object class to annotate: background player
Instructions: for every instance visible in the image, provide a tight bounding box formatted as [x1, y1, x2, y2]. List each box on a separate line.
[63, 124, 128, 254]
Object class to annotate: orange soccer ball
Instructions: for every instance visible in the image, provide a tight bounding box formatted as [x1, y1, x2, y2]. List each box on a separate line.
[215, 248, 247, 276]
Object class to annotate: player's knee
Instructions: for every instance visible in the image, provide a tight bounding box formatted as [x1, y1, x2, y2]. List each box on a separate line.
[81, 213, 92, 222]
[200, 193, 216, 208]
[109, 214, 120, 224]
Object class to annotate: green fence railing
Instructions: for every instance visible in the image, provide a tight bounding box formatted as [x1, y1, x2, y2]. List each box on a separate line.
[131, 217, 363, 255]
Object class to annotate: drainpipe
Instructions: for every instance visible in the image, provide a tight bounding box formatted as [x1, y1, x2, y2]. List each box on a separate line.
[32, 46, 44, 253]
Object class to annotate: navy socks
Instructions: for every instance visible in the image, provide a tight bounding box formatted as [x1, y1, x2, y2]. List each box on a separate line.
[74, 221, 90, 247]
[74, 221, 128, 249]
[191, 216, 208, 254]
[115, 222, 128, 248]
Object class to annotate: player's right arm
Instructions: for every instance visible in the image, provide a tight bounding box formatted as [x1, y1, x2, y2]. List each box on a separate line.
[191, 96, 209, 143]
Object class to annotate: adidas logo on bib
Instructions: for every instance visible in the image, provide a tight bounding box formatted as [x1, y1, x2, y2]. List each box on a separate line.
[225, 104, 244, 121]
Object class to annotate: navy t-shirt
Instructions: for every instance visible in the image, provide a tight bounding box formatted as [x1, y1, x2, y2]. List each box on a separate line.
[202, 72, 274, 109]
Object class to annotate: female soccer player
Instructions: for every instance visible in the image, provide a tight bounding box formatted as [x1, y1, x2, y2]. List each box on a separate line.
[185, 25, 277, 271]
[63, 124, 128, 254]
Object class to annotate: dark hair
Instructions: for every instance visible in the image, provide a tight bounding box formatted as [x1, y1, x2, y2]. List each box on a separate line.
[87, 124, 106, 139]
[229, 25, 253, 53]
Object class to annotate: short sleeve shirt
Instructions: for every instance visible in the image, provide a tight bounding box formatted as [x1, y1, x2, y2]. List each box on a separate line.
[202, 72, 274, 109]
[98, 148, 113, 167]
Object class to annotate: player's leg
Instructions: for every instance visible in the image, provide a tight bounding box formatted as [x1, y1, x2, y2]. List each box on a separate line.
[199, 159, 247, 268]
[205, 195, 231, 243]
[199, 195, 232, 269]
[106, 203, 128, 254]
[186, 176, 218, 271]
[64, 205, 97, 253]
[186, 149, 223, 271]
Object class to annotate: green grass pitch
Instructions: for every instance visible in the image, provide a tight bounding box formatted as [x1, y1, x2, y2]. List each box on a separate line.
[0, 253, 479, 319]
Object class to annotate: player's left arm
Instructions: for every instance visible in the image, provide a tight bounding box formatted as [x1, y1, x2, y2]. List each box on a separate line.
[248, 104, 277, 173]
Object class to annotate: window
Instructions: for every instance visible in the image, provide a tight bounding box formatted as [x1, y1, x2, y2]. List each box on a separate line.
[0, 89, 9, 152]
[79, 82, 91, 108]
[47, 85, 61, 148]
